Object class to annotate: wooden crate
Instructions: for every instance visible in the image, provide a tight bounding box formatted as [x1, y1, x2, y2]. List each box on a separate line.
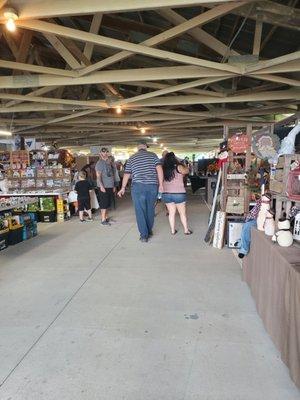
[270, 154, 300, 196]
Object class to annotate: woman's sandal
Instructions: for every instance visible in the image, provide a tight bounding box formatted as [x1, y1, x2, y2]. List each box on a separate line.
[171, 230, 178, 235]
[185, 230, 193, 235]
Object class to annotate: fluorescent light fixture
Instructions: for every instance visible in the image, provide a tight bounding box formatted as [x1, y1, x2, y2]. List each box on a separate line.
[0, 130, 12, 136]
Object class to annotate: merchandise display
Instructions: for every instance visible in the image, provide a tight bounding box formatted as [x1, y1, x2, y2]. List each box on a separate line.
[257, 194, 271, 231]
[293, 212, 300, 241]
[264, 210, 275, 237]
[0, 196, 38, 212]
[0, 200, 39, 251]
[272, 218, 294, 247]
[0, 150, 72, 195]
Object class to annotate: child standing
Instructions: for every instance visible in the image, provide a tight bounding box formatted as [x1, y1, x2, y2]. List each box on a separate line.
[74, 171, 93, 222]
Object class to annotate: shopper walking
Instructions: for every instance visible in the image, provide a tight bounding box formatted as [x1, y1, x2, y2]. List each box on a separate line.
[162, 152, 192, 235]
[95, 147, 115, 226]
[118, 140, 163, 242]
[74, 171, 93, 222]
[108, 155, 120, 209]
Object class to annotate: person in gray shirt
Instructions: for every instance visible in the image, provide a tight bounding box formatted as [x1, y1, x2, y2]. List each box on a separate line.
[95, 147, 115, 226]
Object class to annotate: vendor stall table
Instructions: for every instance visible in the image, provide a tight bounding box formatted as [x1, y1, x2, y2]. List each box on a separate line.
[0, 191, 69, 197]
[0, 198, 38, 213]
[0, 191, 71, 222]
[243, 229, 300, 389]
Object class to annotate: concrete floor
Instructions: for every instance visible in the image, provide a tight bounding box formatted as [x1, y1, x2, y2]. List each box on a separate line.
[0, 197, 299, 400]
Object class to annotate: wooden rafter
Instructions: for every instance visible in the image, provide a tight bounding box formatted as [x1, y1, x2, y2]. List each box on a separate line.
[13, 19, 241, 74]
[0, 0, 298, 149]
[4, 0, 256, 19]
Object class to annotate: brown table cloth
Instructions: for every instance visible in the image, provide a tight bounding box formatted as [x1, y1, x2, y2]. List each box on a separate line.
[243, 229, 300, 389]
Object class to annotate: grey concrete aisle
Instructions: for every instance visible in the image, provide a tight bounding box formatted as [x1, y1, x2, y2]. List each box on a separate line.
[0, 197, 299, 400]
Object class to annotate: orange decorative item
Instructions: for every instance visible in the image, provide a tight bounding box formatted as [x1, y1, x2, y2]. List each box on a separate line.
[229, 133, 249, 154]
[286, 167, 300, 201]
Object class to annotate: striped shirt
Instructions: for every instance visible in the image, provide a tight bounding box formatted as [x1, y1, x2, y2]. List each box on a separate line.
[125, 149, 160, 184]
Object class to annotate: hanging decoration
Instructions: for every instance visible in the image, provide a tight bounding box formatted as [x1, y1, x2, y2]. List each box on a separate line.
[217, 140, 228, 169]
[252, 129, 280, 161]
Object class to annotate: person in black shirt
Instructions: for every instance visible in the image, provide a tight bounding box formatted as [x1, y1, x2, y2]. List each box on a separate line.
[74, 171, 93, 222]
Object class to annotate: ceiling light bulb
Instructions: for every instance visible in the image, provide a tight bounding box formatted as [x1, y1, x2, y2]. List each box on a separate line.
[160, 143, 163, 148]
[116, 106, 122, 114]
[0, 130, 12, 136]
[153, 137, 157, 143]
[140, 128, 146, 134]
[4, 9, 18, 32]
[6, 17, 16, 32]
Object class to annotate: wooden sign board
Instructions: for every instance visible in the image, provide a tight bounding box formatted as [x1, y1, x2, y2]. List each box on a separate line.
[228, 133, 249, 154]
[213, 211, 226, 249]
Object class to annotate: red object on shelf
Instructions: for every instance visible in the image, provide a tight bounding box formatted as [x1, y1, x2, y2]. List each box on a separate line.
[286, 167, 300, 201]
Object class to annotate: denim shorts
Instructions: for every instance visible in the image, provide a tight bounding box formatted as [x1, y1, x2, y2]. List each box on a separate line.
[162, 193, 187, 204]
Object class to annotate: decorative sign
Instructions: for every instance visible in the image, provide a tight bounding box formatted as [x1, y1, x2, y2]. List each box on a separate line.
[213, 211, 226, 249]
[228, 133, 249, 153]
[24, 137, 36, 151]
[252, 130, 280, 160]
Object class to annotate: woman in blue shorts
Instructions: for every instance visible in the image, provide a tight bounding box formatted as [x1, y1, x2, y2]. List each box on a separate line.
[162, 152, 193, 235]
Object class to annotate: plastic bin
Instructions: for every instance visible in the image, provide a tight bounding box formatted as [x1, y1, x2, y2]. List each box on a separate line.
[0, 229, 9, 251]
[8, 227, 23, 245]
[38, 211, 57, 223]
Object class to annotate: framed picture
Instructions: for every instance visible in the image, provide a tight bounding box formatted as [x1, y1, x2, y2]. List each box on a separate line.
[227, 220, 244, 248]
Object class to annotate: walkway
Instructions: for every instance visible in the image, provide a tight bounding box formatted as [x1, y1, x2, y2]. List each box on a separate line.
[0, 197, 299, 400]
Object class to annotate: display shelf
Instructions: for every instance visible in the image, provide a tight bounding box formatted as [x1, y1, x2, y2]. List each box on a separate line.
[1, 190, 70, 196]
[0, 198, 38, 213]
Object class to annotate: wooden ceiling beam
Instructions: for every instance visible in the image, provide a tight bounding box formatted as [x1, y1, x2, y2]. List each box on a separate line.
[245, 50, 300, 73]
[126, 89, 300, 107]
[0, 59, 78, 77]
[157, 8, 240, 58]
[83, 13, 103, 60]
[247, 60, 300, 75]
[123, 80, 225, 96]
[8, 0, 255, 19]
[77, 2, 246, 76]
[13, 19, 241, 74]
[111, 77, 230, 107]
[0, 92, 107, 108]
[206, 1, 300, 31]
[250, 74, 300, 87]
[3, 86, 61, 108]
[15, 109, 100, 133]
[0, 66, 234, 90]
[252, 14, 263, 57]
[43, 33, 82, 69]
